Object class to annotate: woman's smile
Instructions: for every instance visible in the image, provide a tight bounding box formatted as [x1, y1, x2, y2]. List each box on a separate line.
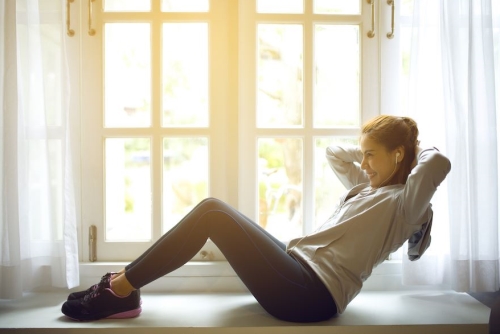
[366, 171, 377, 179]
[360, 135, 400, 188]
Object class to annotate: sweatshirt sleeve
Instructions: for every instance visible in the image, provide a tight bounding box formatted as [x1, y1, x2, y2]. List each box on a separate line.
[326, 145, 369, 189]
[402, 147, 451, 224]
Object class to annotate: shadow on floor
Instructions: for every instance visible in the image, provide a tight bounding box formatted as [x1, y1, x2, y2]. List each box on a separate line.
[469, 291, 500, 334]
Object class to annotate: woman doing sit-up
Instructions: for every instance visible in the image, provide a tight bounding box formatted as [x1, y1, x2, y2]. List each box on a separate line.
[62, 115, 451, 322]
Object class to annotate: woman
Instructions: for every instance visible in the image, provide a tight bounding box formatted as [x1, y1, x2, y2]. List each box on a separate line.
[61, 115, 451, 322]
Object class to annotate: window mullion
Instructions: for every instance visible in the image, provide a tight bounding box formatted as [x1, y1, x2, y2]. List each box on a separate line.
[361, 0, 380, 123]
[151, 12, 162, 241]
[238, 0, 258, 219]
[303, 2, 314, 235]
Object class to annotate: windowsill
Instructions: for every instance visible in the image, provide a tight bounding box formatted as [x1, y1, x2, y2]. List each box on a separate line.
[0, 290, 490, 333]
[77, 260, 449, 293]
[2, 264, 480, 333]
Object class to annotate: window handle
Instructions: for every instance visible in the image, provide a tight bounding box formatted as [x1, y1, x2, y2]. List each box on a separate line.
[89, 225, 97, 262]
[88, 0, 96, 36]
[367, 0, 375, 38]
[387, 0, 395, 39]
[66, 0, 75, 37]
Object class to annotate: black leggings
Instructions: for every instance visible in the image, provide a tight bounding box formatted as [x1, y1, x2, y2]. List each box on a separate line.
[124, 198, 337, 322]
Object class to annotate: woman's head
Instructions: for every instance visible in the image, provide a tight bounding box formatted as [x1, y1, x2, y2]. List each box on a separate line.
[360, 115, 419, 188]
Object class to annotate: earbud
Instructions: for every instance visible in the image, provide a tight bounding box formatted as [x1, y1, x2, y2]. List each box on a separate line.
[395, 153, 400, 164]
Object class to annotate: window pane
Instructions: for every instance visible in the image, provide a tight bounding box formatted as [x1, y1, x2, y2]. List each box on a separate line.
[162, 0, 209, 12]
[163, 23, 209, 127]
[104, 0, 151, 11]
[105, 138, 152, 241]
[104, 23, 151, 128]
[258, 138, 303, 240]
[314, 0, 361, 15]
[257, 24, 303, 128]
[163, 138, 209, 232]
[314, 137, 357, 230]
[257, 0, 303, 14]
[314, 25, 359, 127]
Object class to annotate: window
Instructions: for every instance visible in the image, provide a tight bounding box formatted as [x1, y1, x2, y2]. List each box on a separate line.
[237, 0, 378, 240]
[80, 0, 385, 261]
[81, 0, 232, 260]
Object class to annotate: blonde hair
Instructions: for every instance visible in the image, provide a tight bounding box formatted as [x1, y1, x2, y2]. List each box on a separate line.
[361, 115, 419, 185]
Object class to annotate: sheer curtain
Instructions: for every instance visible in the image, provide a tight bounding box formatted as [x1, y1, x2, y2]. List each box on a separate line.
[0, 0, 79, 299]
[402, 0, 499, 292]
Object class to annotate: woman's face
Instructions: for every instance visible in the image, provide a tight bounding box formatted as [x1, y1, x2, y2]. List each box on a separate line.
[360, 135, 399, 188]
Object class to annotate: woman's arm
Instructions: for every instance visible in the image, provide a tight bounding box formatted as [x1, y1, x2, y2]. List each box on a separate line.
[325, 145, 369, 189]
[410, 146, 423, 170]
[403, 147, 451, 224]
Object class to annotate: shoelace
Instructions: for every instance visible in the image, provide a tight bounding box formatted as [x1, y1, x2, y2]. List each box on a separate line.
[83, 273, 112, 302]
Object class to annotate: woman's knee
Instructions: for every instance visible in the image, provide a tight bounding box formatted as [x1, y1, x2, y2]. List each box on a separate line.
[198, 197, 230, 211]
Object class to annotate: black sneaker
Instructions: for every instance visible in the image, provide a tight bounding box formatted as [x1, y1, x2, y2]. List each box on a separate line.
[67, 273, 142, 302]
[67, 272, 115, 301]
[61, 273, 142, 321]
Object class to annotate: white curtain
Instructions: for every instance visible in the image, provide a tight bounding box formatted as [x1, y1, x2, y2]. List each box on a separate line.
[402, 0, 500, 292]
[0, 0, 79, 299]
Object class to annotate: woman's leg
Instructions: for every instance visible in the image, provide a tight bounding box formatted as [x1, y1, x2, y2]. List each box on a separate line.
[124, 198, 286, 272]
[122, 197, 337, 322]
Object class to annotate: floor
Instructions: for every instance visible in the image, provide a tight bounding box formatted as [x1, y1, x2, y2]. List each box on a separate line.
[0, 290, 492, 334]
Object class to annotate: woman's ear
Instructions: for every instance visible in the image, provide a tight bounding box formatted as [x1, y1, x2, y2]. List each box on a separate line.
[395, 147, 405, 164]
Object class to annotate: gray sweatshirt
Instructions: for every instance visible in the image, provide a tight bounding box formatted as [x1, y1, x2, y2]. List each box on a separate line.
[287, 146, 451, 313]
